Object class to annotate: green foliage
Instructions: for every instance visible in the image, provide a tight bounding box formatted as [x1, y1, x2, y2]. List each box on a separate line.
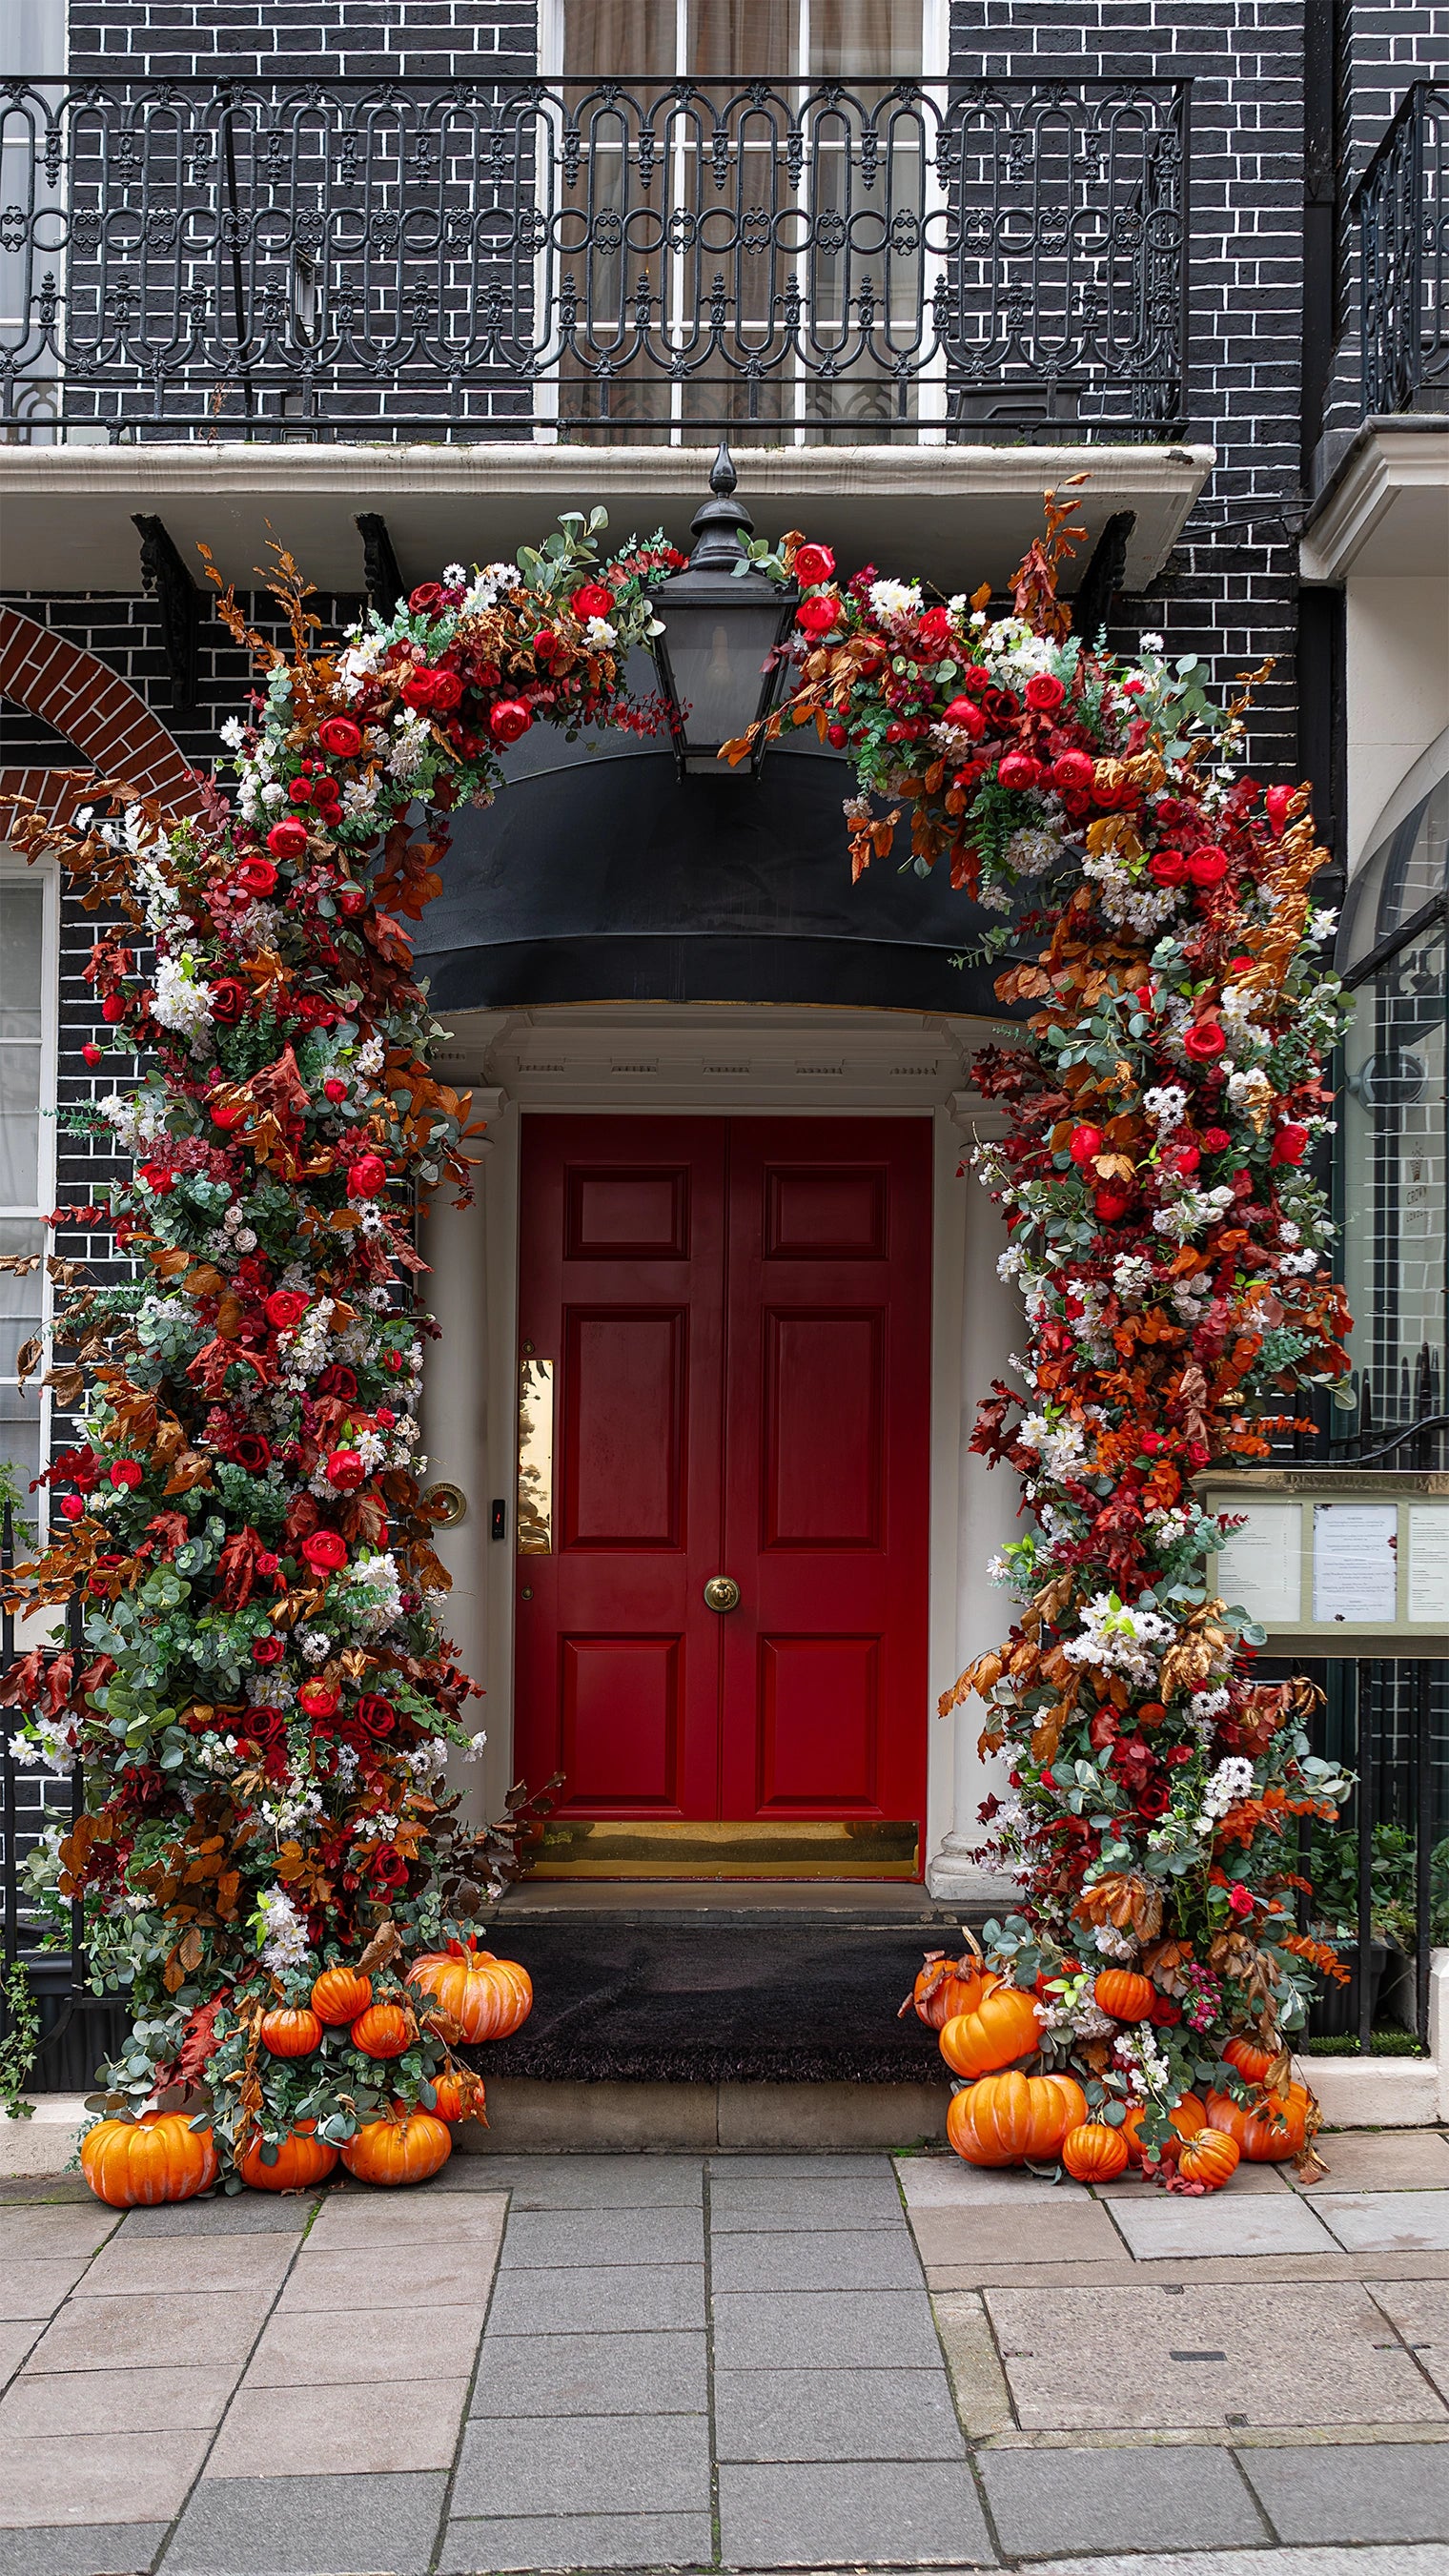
[0, 1958, 41, 2118]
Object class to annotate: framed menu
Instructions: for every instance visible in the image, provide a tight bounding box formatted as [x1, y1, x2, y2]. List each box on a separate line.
[1312, 1503, 1398, 1623]
[1200, 1472, 1449, 1646]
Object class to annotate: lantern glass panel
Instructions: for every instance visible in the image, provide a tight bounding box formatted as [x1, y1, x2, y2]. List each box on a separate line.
[658, 600, 787, 771]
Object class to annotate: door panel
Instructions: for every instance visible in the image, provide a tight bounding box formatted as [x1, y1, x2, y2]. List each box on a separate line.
[763, 1308, 884, 1548]
[758, 1633, 880, 1809]
[561, 1309, 686, 1548]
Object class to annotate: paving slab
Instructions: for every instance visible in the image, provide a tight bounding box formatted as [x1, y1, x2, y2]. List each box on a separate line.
[0, 2204, 120, 2259]
[910, 2198, 1123, 2273]
[464, 2154, 704, 2208]
[0, 2257, 91, 2319]
[484, 2257, 707, 2335]
[301, 2187, 507, 2251]
[161, 2467, 449, 2576]
[0, 2426, 214, 2528]
[470, 2326, 707, 2417]
[274, 2240, 495, 2313]
[74, 2230, 297, 2299]
[712, 2285, 945, 2372]
[714, 2363, 966, 2462]
[0, 2361, 236, 2434]
[206, 2373, 473, 2477]
[1300, 2130, 1449, 2193]
[708, 2152, 893, 2178]
[450, 2409, 711, 2518]
[1093, 2162, 1293, 2198]
[1010, 2550, 1448, 2576]
[986, 2280, 1449, 2429]
[1315, 2190, 1449, 2253]
[931, 2290, 1016, 2436]
[1105, 2193, 1340, 2260]
[1239, 2438, 1449, 2543]
[439, 2509, 717, 2570]
[116, 2195, 315, 2237]
[21, 2287, 274, 2376]
[246, 2299, 488, 2387]
[0, 2319, 42, 2385]
[0, 2522, 170, 2576]
[711, 2224, 926, 2293]
[1362, 2278, 1449, 2402]
[980, 2442, 1269, 2556]
[497, 2203, 704, 2268]
[709, 2172, 906, 2231]
[717, 2458, 994, 2566]
[894, 2157, 1065, 2209]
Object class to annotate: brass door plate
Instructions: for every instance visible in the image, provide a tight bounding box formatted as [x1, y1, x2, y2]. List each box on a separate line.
[530, 1818, 920, 1879]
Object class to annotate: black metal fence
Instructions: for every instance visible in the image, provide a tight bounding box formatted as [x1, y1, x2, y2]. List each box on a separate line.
[0, 74, 1189, 442]
[1300, 1657, 1448, 2055]
[1357, 79, 1449, 418]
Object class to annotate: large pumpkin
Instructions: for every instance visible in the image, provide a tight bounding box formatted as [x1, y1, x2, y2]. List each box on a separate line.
[406, 1944, 533, 2043]
[1121, 2091, 1206, 2167]
[311, 1966, 372, 2026]
[237, 2120, 339, 2192]
[1204, 2082, 1311, 2161]
[938, 1984, 1040, 2079]
[947, 2070, 1081, 2167]
[1177, 2127, 1241, 2191]
[1093, 1969, 1155, 2022]
[350, 2001, 413, 2059]
[341, 2112, 453, 2187]
[1062, 2120, 1131, 2183]
[259, 2006, 322, 2058]
[81, 2112, 218, 2208]
[904, 1951, 1000, 2031]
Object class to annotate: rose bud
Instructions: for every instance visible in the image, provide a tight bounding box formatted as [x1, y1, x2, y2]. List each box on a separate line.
[826, 722, 848, 749]
[1168, 1143, 1200, 1175]
[317, 716, 363, 758]
[1264, 783, 1294, 834]
[138, 1162, 174, 1194]
[337, 887, 368, 917]
[82, 1042, 102, 1067]
[211, 1100, 245, 1130]
[101, 994, 128, 1024]
[323, 1076, 347, 1102]
[489, 698, 533, 744]
[1094, 1187, 1133, 1222]
[1068, 1124, 1104, 1164]
[996, 750, 1042, 791]
[266, 818, 310, 862]
[59, 1493, 86, 1522]
[347, 1152, 388, 1199]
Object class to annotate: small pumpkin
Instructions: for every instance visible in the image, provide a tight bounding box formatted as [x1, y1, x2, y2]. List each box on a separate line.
[1204, 2081, 1311, 2161]
[406, 1943, 533, 2043]
[1223, 2034, 1278, 2087]
[311, 1965, 373, 2026]
[350, 2000, 414, 2059]
[340, 2111, 453, 2187]
[1176, 2126, 1241, 2191]
[947, 2069, 1080, 2167]
[1121, 2091, 1206, 2167]
[1062, 2120, 1131, 2183]
[1093, 1969, 1156, 2022]
[938, 1983, 1040, 2079]
[259, 2006, 322, 2058]
[903, 1949, 1000, 2031]
[429, 2068, 487, 2124]
[236, 2120, 338, 2192]
[81, 2112, 218, 2209]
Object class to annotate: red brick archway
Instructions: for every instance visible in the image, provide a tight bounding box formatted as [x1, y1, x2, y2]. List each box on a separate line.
[0, 607, 203, 826]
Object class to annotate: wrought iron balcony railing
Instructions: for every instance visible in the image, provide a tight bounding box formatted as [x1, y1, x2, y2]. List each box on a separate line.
[0, 75, 1189, 443]
[1357, 80, 1449, 419]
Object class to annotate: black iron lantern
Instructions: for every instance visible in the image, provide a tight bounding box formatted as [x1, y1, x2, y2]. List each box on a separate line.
[649, 440, 799, 779]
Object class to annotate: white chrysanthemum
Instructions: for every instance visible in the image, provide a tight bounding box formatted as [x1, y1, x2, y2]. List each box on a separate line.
[867, 578, 923, 624]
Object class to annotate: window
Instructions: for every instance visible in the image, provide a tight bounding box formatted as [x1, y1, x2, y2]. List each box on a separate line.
[0, 865, 56, 1537]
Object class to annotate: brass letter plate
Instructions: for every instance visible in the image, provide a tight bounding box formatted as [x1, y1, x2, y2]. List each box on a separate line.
[517, 1358, 554, 1555]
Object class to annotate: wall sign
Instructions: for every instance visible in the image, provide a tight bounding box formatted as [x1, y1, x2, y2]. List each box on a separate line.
[1202, 1470, 1448, 1648]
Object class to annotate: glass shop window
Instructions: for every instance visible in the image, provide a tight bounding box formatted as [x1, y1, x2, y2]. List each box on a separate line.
[0, 869, 54, 1531]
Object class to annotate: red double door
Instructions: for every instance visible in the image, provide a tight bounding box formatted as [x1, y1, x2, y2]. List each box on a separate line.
[514, 1116, 932, 1849]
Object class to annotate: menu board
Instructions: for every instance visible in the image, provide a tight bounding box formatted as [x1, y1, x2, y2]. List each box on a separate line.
[1214, 1500, 1302, 1623]
[1312, 1503, 1398, 1624]
[1408, 1506, 1449, 1624]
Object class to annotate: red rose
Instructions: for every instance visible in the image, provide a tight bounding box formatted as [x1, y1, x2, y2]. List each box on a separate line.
[371, 1847, 409, 1886]
[297, 1678, 340, 1718]
[792, 542, 835, 588]
[210, 977, 248, 1024]
[1264, 783, 1294, 834]
[109, 1459, 143, 1491]
[252, 1634, 285, 1666]
[1051, 749, 1094, 793]
[1148, 1992, 1182, 2025]
[1024, 673, 1066, 713]
[266, 819, 310, 862]
[1168, 1143, 1200, 1175]
[982, 687, 1018, 727]
[796, 593, 841, 637]
[301, 1530, 348, 1575]
[997, 751, 1042, 791]
[1188, 844, 1230, 887]
[210, 1099, 246, 1131]
[1095, 1187, 1134, 1222]
[917, 604, 953, 648]
[942, 695, 986, 738]
[569, 583, 615, 623]
[1271, 1122, 1311, 1165]
[354, 1694, 397, 1737]
[235, 856, 279, 898]
[265, 1290, 310, 1331]
[1183, 1021, 1227, 1062]
[1149, 848, 1187, 886]
[326, 1448, 365, 1492]
[255, 1550, 279, 1578]
[1068, 1124, 1103, 1165]
[1202, 1127, 1231, 1153]
[401, 668, 440, 711]
[82, 1042, 102, 1067]
[233, 1433, 272, 1473]
[316, 1365, 358, 1399]
[1227, 1881, 1255, 1918]
[323, 1077, 347, 1103]
[427, 669, 463, 712]
[101, 994, 128, 1025]
[59, 1493, 86, 1522]
[1139, 1430, 1164, 1455]
[317, 716, 363, 758]
[489, 699, 532, 745]
[138, 1162, 174, 1195]
[1135, 1783, 1172, 1819]
[347, 1153, 388, 1199]
[408, 583, 444, 616]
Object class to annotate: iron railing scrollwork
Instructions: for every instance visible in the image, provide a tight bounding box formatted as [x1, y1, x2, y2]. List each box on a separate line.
[0, 75, 1190, 442]
[1356, 80, 1449, 418]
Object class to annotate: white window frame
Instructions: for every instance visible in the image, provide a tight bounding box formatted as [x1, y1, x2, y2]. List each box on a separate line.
[0, 851, 59, 1551]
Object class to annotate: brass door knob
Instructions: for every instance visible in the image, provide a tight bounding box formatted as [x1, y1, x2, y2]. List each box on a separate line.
[704, 1575, 741, 1613]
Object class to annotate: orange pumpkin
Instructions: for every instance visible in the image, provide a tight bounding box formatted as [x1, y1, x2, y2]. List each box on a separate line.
[406, 1944, 533, 2043]
[340, 2111, 453, 2187]
[82, 2112, 218, 2208]
[1062, 2120, 1132, 2183]
[1093, 1969, 1156, 2021]
[947, 2069, 1082, 2167]
[429, 2068, 487, 2124]
[1204, 2081, 1311, 2161]
[938, 1984, 1040, 2079]
[1121, 2092, 1207, 2167]
[236, 2120, 339, 2192]
[1223, 2034, 1277, 2087]
[259, 2006, 322, 2058]
[1176, 2126, 1241, 2191]
[311, 1965, 373, 2025]
[905, 1951, 1001, 2031]
[1043, 2073, 1089, 2136]
[350, 2001, 413, 2059]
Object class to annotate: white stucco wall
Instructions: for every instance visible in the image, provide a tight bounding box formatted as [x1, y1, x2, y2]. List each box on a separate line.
[1345, 575, 1449, 875]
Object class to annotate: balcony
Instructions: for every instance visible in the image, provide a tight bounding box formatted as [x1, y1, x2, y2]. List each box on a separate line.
[1357, 81, 1449, 422]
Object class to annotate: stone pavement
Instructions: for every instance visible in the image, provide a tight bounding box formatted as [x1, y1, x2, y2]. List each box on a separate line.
[1, 2135, 1448, 2574]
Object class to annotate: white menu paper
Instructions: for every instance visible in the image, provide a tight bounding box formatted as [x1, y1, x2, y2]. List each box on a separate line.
[1214, 1501, 1302, 1624]
[1312, 1503, 1398, 1624]
[1407, 1505, 1449, 1624]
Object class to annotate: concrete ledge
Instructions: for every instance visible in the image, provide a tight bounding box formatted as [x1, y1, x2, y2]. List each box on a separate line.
[0, 2096, 88, 2177]
[459, 2077, 953, 2153]
[1306, 2055, 1440, 2128]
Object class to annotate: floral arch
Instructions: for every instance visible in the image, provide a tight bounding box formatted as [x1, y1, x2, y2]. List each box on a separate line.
[2, 490, 1352, 2197]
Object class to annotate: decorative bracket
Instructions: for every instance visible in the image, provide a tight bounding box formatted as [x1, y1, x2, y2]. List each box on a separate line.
[133, 513, 199, 714]
[1071, 509, 1137, 645]
[355, 512, 405, 619]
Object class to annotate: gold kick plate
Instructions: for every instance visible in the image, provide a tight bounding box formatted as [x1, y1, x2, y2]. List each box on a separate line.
[517, 1357, 554, 1555]
[531, 1818, 920, 1880]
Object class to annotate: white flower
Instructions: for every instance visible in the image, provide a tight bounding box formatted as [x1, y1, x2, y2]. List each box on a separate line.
[584, 617, 617, 649]
[1138, 632, 1164, 653]
[867, 578, 923, 624]
[151, 955, 216, 1054]
[255, 1885, 310, 1973]
[1309, 907, 1338, 944]
[219, 717, 248, 750]
[442, 562, 467, 585]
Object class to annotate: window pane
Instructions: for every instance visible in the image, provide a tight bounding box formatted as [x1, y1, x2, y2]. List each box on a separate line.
[685, 0, 797, 77]
[564, 0, 677, 73]
[0, 1043, 41, 1206]
[0, 1, 67, 79]
[809, 0, 920, 77]
[0, 881, 44, 1030]
[1340, 924, 1448, 1444]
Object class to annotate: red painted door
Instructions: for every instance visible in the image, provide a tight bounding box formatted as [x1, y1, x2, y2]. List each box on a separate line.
[514, 1115, 931, 1844]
